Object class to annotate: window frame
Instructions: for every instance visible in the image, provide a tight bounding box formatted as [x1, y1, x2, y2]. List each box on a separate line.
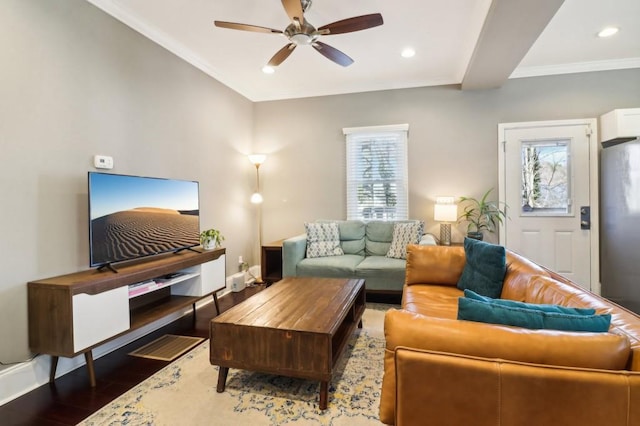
[343, 124, 409, 221]
[520, 138, 573, 217]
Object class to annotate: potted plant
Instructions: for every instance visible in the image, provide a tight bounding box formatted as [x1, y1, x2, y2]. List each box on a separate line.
[200, 228, 224, 250]
[457, 189, 507, 241]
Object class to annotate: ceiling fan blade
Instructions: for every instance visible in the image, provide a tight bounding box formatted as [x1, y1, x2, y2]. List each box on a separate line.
[317, 13, 384, 35]
[268, 43, 297, 66]
[214, 21, 283, 34]
[312, 41, 354, 67]
[281, 0, 304, 25]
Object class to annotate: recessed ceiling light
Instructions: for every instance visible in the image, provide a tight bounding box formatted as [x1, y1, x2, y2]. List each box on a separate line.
[598, 27, 619, 38]
[262, 65, 275, 74]
[401, 47, 416, 58]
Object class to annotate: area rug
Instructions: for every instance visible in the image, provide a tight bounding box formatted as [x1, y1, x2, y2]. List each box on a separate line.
[78, 303, 394, 426]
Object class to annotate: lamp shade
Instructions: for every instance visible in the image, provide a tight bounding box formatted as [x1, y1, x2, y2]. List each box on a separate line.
[434, 197, 457, 222]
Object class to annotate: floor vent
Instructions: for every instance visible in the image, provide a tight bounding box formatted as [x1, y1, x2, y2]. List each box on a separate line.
[129, 334, 205, 361]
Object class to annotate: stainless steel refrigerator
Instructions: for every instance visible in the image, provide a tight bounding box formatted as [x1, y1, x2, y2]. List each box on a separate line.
[600, 138, 640, 314]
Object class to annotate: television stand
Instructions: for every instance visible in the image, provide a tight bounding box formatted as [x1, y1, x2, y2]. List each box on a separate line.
[28, 248, 226, 387]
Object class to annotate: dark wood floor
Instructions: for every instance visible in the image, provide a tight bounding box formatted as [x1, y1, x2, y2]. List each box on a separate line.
[0, 285, 266, 426]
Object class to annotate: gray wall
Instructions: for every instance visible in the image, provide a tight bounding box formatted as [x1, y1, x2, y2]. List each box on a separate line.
[253, 70, 640, 245]
[0, 0, 255, 364]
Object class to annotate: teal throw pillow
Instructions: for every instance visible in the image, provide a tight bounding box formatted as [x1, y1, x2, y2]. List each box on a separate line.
[457, 297, 611, 332]
[456, 238, 506, 299]
[463, 289, 596, 315]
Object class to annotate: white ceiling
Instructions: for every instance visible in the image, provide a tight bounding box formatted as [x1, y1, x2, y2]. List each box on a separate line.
[87, 0, 640, 102]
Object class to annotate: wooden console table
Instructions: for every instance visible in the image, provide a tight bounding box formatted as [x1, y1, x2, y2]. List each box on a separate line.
[28, 248, 226, 387]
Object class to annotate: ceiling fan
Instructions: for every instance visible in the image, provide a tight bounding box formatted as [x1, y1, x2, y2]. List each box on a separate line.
[214, 0, 383, 67]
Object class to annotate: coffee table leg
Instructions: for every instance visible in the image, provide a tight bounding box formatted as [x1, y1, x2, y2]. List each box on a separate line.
[216, 367, 229, 392]
[358, 319, 363, 328]
[319, 381, 328, 410]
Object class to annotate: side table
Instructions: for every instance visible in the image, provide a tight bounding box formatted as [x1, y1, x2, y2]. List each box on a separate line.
[261, 239, 284, 285]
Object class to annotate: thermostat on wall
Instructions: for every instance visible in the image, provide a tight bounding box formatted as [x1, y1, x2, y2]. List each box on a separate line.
[93, 155, 114, 169]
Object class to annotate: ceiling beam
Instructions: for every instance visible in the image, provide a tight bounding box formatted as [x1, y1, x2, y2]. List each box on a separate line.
[461, 0, 565, 90]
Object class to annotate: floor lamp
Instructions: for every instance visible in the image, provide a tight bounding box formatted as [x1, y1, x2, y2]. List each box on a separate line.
[249, 154, 266, 284]
[434, 196, 457, 246]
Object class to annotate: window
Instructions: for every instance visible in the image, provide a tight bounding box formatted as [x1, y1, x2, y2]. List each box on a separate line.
[343, 124, 409, 220]
[521, 139, 571, 215]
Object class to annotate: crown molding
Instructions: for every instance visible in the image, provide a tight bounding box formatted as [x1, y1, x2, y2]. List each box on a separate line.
[510, 57, 640, 79]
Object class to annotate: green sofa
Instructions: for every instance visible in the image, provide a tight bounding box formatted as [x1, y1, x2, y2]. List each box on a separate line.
[282, 220, 435, 293]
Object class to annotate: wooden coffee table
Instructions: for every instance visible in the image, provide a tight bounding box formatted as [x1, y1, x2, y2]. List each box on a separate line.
[209, 276, 366, 409]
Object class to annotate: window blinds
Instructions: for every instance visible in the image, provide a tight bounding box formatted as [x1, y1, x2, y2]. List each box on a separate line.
[344, 125, 409, 221]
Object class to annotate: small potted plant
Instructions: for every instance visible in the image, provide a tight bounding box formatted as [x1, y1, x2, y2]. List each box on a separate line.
[457, 188, 507, 241]
[200, 228, 224, 250]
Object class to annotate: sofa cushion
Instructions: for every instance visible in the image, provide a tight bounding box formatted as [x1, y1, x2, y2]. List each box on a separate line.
[525, 274, 605, 308]
[500, 251, 552, 300]
[297, 254, 364, 278]
[457, 238, 506, 298]
[365, 221, 395, 256]
[403, 284, 461, 320]
[334, 220, 366, 255]
[387, 221, 424, 259]
[464, 289, 596, 315]
[354, 255, 406, 282]
[305, 222, 344, 258]
[405, 245, 466, 286]
[457, 297, 612, 332]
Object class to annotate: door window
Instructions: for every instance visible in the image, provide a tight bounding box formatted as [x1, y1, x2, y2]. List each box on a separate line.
[521, 139, 572, 216]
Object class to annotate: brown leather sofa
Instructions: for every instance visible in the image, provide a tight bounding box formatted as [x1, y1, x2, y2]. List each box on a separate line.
[380, 244, 640, 426]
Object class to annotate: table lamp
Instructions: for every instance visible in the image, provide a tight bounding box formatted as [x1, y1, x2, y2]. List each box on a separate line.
[434, 196, 457, 246]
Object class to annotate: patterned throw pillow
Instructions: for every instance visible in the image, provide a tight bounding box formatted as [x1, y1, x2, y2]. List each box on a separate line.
[386, 221, 424, 259]
[305, 222, 344, 258]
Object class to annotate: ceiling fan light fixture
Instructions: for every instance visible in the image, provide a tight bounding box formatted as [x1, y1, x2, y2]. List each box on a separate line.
[401, 47, 416, 58]
[262, 65, 275, 74]
[291, 33, 315, 45]
[598, 26, 619, 38]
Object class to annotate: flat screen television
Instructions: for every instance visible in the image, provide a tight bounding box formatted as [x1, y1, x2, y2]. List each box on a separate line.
[88, 172, 200, 270]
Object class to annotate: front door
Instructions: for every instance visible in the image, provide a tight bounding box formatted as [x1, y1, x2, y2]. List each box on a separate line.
[498, 119, 598, 291]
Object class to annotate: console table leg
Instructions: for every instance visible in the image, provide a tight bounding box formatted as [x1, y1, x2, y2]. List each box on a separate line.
[216, 367, 229, 392]
[212, 293, 220, 315]
[358, 319, 363, 328]
[84, 351, 96, 387]
[49, 356, 59, 384]
[319, 381, 328, 410]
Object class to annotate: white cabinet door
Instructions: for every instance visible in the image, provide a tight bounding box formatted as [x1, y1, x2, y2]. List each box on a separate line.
[172, 254, 226, 296]
[200, 254, 226, 294]
[73, 286, 129, 352]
